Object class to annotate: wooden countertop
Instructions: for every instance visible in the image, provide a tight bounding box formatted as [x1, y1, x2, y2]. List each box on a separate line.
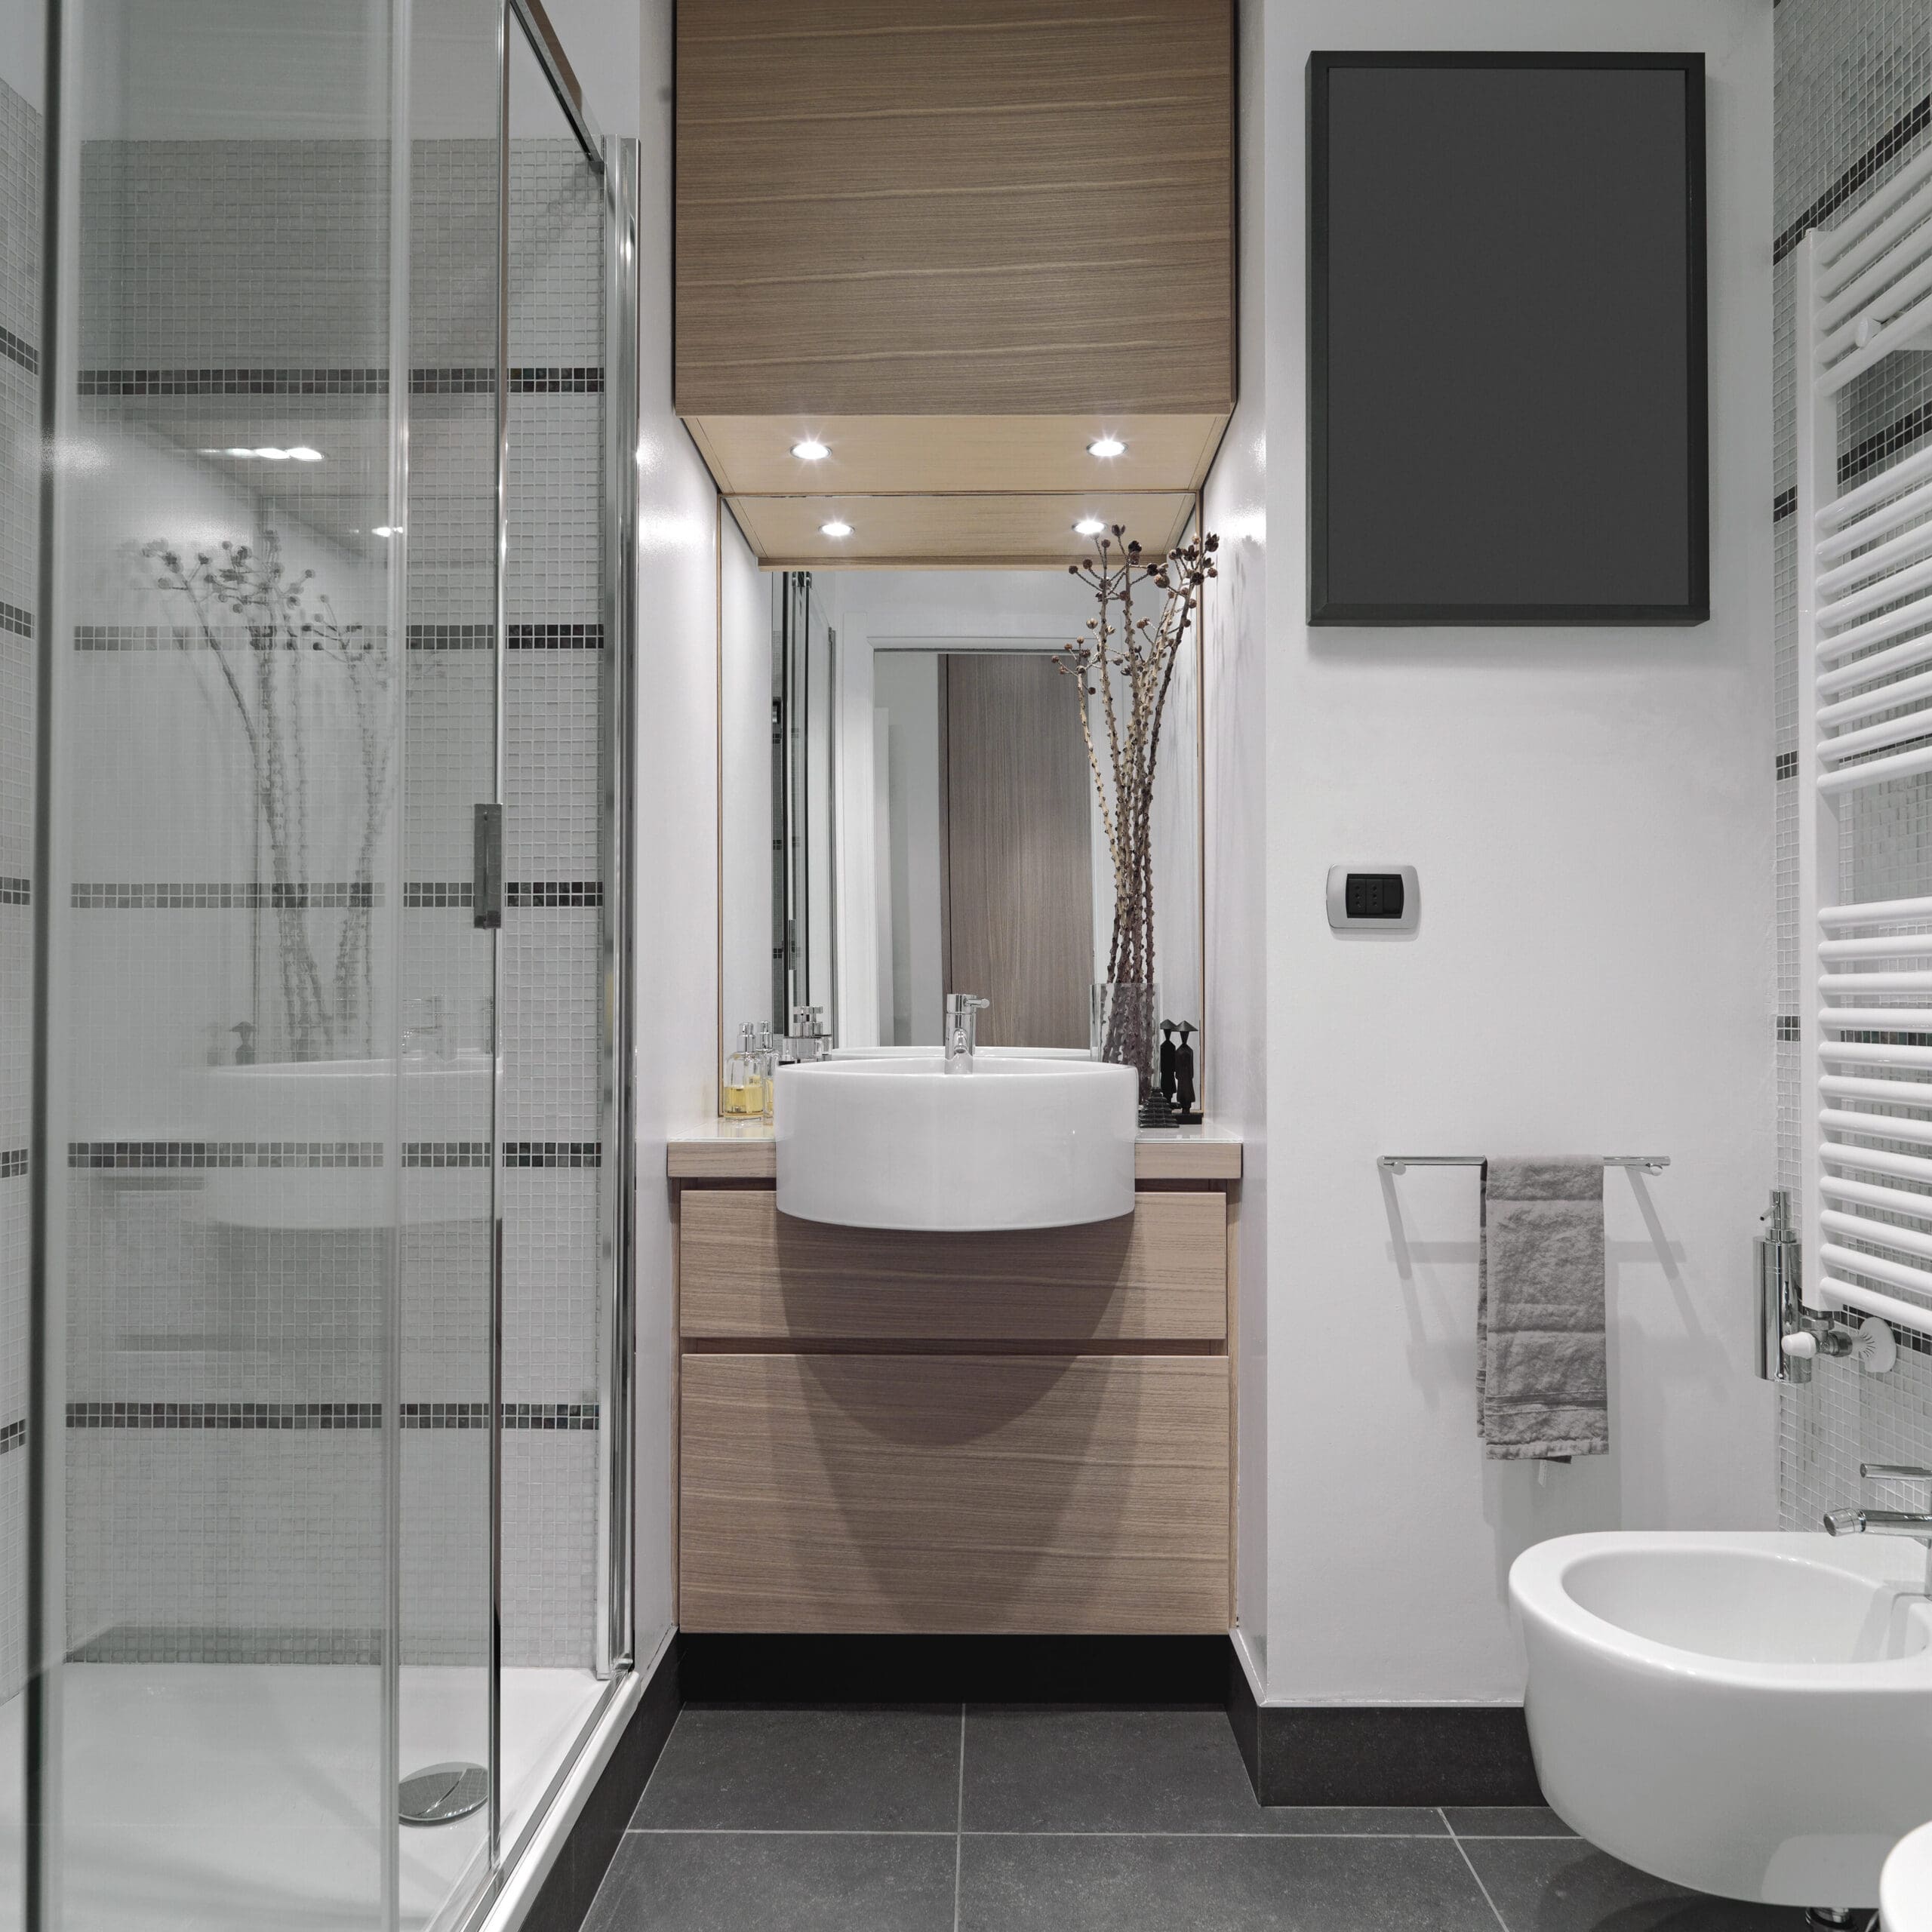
[666, 1120, 1242, 1183]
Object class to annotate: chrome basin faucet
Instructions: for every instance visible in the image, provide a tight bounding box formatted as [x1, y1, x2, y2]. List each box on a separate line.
[944, 993, 989, 1073]
[1824, 1463, 1932, 1589]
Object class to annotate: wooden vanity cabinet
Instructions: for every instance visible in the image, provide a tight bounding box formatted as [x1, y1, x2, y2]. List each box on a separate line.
[672, 1178, 1235, 1635]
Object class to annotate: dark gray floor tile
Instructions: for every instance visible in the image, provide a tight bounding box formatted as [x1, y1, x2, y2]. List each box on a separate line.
[961, 1706, 1444, 1836]
[957, 1832, 1498, 1932]
[1445, 1805, 1579, 1838]
[630, 1706, 961, 1832]
[586, 1830, 957, 1932]
[1462, 1838, 1813, 1930]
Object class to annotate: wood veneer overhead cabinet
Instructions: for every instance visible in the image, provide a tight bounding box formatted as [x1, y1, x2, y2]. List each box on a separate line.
[674, 0, 1235, 562]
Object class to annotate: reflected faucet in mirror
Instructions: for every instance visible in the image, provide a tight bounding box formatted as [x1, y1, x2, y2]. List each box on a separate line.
[782, 1005, 831, 1065]
[945, 993, 990, 1072]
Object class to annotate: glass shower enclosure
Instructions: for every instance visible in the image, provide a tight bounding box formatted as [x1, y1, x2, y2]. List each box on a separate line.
[0, 2, 638, 1927]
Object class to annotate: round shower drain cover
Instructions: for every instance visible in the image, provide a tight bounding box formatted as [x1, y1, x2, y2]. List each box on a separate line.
[399, 1761, 489, 1826]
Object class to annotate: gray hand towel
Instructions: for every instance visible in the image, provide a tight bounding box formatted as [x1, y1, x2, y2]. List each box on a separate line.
[1478, 1158, 1607, 1461]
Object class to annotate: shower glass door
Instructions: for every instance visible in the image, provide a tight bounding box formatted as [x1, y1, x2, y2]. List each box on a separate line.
[30, 2, 503, 1928]
[11, 2, 632, 1927]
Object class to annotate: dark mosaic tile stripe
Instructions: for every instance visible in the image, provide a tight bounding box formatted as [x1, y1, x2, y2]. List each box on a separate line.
[0, 599, 30, 638]
[503, 1140, 601, 1168]
[408, 623, 493, 651]
[411, 366, 605, 395]
[511, 366, 604, 393]
[75, 623, 386, 653]
[0, 325, 35, 376]
[77, 365, 604, 397]
[63, 1399, 597, 1432]
[72, 881, 380, 909]
[504, 1401, 600, 1431]
[411, 366, 494, 395]
[402, 1140, 491, 1167]
[1775, 92, 1932, 263]
[509, 880, 602, 908]
[0, 1418, 23, 1457]
[78, 368, 388, 397]
[406, 622, 605, 650]
[512, 622, 603, 648]
[1772, 486, 1795, 523]
[0, 1148, 26, 1177]
[404, 881, 474, 909]
[68, 1140, 383, 1171]
[1776, 750, 1797, 780]
[0, 877, 28, 905]
[68, 1400, 383, 1430]
[1775, 1015, 1799, 1041]
[69, 1626, 382, 1665]
[1841, 400, 1932, 487]
[399, 1402, 599, 1432]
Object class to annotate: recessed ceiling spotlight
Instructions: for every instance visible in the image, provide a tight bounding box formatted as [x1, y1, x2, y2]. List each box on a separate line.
[1073, 517, 1107, 537]
[792, 438, 829, 462]
[1088, 436, 1126, 459]
[371, 525, 401, 538]
[820, 518, 853, 538]
[286, 446, 324, 462]
[225, 447, 255, 458]
[254, 446, 291, 460]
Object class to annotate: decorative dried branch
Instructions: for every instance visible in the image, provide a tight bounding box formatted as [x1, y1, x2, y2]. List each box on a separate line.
[1057, 525, 1219, 1084]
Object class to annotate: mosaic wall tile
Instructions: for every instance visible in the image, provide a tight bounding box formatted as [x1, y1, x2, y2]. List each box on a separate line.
[1776, 0, 1932, 1534]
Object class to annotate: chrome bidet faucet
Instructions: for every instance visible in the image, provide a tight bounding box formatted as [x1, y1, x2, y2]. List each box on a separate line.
[943, 993, 989, 1072]
[1823, 1463, 1932, 1589]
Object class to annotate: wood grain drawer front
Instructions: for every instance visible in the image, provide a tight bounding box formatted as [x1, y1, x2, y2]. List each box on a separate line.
[679, 1190, 1226, 1345]
[680, 1353, 1230, 1634]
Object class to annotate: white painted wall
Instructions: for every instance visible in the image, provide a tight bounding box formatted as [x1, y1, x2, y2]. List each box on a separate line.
[629, 0, 721, 1664]
[1203, 0, 1269, 1694]
[718, 531, 771, 1041]
[1217, 0, 1776, 1706]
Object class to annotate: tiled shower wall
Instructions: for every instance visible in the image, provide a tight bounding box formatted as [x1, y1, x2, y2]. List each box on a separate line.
[0, 115, 607, 1675]
[0, 75, 39, 1707]
[1775, 0, 1932, 1531]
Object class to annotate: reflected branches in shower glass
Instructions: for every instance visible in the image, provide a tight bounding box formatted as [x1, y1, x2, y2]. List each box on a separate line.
[143, 531, 395, 1060]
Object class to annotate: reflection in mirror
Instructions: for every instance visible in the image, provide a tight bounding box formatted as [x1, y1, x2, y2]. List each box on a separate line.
[720, 561, 1203, 1103]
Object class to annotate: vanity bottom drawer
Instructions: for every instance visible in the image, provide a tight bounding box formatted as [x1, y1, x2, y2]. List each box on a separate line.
[679, 1352, 1229, 1634]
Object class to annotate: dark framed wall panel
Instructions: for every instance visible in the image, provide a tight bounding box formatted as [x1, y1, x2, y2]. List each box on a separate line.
[1308, 51, 1709, 626]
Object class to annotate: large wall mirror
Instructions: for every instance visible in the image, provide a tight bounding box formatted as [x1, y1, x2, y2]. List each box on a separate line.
[718, 551, 1206, 1107]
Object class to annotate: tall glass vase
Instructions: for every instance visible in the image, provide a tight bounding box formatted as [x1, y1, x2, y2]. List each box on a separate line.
[1092, 981, 1161, 1105]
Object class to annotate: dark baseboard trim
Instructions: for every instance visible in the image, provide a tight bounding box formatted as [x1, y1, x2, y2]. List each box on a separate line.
[677, 1632, 1229, 1705]
[520, 1641, 682, 1932]
[1226, 1644, 1543, 1806]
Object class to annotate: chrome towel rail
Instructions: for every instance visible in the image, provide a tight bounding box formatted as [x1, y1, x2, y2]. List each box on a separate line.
[1379, 1155, 1670, 1176]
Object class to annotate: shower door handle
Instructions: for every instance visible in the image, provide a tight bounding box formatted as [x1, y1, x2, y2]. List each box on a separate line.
[474, 802, 503, 930]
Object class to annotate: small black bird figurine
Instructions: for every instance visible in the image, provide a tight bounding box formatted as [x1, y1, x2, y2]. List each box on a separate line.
[1174, 1023, 1198, 1123]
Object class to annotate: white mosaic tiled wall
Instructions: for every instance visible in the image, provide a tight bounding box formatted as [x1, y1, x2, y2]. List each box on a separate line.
[1775, 0, 1932, 1533]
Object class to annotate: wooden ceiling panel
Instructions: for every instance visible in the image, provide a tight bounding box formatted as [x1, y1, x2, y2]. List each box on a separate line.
[687, 413, 1229, 497]
[674, 0, 1233, 419]
[725, 491, 1201, 570]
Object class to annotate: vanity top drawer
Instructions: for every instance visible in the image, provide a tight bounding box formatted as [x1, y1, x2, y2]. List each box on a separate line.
[678, 1187, 1226, 1345]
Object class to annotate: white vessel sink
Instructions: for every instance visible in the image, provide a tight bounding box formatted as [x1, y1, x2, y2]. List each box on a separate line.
[193, 1053, 493, 1229]
[774, 1054, 1137, 1231]
[1513, 1531, 1932, 1908]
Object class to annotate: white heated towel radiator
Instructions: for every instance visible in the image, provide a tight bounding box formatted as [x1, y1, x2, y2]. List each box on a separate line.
[1797, 147, 1932, 1343]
